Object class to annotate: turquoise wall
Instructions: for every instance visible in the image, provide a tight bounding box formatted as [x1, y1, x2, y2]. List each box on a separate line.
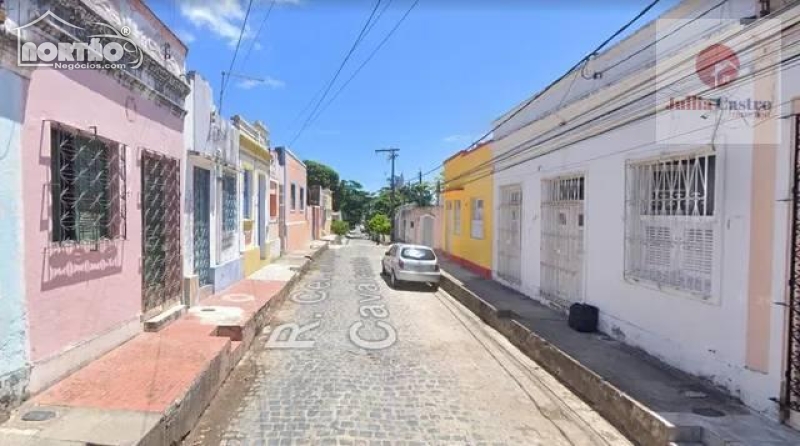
[0, 67, 29, 380]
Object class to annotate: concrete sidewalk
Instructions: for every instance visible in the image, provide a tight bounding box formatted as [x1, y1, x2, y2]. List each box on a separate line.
[437, 257, 800, 446]
[0, 242, 328, 446]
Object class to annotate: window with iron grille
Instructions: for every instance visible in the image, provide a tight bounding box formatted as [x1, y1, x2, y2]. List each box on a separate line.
[300, 186, 305, 210]
[291, 183, 297, 211]
[51, 126, 125, 244]
[625, 152, 717, 297]
[453, 200, 461, 235]
[222, 173, 237, 232]
[242, 170, 252, 219]
[470, 198, 484, 239]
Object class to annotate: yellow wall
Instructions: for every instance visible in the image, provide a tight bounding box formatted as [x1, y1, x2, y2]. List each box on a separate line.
[441, 142, 493, 272]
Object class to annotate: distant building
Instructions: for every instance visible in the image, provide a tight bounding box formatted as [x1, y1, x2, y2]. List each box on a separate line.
[183, 72, 241, 300]
[276, 147, 311, 251]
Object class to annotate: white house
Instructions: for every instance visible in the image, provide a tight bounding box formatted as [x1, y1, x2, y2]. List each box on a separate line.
[490, 0, 800, 426]
[184, 72, 241, 301]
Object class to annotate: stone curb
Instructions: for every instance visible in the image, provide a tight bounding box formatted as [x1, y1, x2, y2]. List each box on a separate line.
[439, 270, 677, 446]
[148, 243, 330, 446]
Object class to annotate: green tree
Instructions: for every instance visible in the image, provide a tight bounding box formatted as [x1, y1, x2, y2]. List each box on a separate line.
[337, 179, 372, 225]
[305, 160, 340, 194]
[367, 213, 391, 236]
[331, 219, 349, 236]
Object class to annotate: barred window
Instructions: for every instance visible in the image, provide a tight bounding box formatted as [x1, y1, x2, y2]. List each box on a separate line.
[51, 126, 125, 244]
[300, 186, 305, 210]
[242, 170, 252, 219]
[625, 152, 717, 297]
[222, 173, 237, 232]
[291, 183, 297, 211]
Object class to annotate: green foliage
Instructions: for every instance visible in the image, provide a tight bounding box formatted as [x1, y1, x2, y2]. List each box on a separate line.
[304, 160, 340, 191]
[367, 213, 391, 236]
[331, 219, 349, 236]
[336, 179, 372, 226]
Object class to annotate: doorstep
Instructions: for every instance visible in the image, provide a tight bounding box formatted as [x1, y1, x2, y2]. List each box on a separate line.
[437, 257, 800, 446]
[0, 243, 328, 446]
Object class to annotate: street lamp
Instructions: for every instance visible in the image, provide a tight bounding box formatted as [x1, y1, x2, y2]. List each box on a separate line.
[219, 71, 268, 116]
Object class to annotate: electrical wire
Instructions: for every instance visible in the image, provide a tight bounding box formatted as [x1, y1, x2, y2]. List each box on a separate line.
[298, 0, 421, 135]
[289, 0, 384, 146]
[239, 0, 277, 70]
[438, 10, 797, 189]
[420, 0, 664, 179]
[441, 45, 800, 192]
[220, 0, 256, 107]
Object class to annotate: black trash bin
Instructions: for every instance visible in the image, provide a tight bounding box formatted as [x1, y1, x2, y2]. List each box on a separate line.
[568, 303, 598, 333]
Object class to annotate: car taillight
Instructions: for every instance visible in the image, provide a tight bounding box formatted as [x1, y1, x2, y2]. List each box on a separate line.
[398, 259, 405, 269]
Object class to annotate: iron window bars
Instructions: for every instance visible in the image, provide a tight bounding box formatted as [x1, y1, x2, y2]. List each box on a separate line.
[50, 125, 126, 246]
[624, 152, 716, 297]
[222, 172, 237, 251]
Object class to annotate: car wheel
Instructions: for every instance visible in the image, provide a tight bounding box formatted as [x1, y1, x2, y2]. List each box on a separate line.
[391, 271, 399, 289]
[430, 283, 439, 292]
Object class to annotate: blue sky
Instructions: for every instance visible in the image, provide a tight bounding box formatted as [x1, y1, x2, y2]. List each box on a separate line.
[147, 0, 676, 191]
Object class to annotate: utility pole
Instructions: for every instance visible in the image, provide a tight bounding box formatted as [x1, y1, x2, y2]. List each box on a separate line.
[375, 148, 400, 241]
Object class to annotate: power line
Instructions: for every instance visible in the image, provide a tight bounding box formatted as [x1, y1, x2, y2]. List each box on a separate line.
[219, 0, 256, 115]
[439, 10, 795, 188]
[299, 0, 421, 136]
[442, 43, 800, 192]
[289, 0, 384, 146]
[239, 0, 277, 70]
[421, 0, 664, 179]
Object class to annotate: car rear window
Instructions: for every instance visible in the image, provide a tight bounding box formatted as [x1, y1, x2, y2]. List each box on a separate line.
[401, 248, 435, 261]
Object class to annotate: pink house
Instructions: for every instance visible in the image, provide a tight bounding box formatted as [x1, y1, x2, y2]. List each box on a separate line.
[276, 147, 311, 252]
[15, 0, 189, 396]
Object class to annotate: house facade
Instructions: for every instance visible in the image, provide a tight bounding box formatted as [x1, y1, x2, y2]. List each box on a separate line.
[490, 0, 800, 424]
[234, 116, 272, 277]
[0, 22, 31, 411]
[4, 0, 190, 401]
[441, 141, 494, 278]
[395, 204, 442, 249]
[277, 147, 310, 252]
[183, 72, 241, 300]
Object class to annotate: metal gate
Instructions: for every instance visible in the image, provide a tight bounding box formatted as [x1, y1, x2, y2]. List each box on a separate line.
[141, 152, 181, 315]
[541, 176, 585, 308]
[787, 114, 800, 425]
[193, 167, 211, 287]
[497, 185, 522, 284]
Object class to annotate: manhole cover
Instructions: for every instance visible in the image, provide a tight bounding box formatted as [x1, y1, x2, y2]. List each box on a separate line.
[692, 407, 725, 417]
[22, 410, 56, 421]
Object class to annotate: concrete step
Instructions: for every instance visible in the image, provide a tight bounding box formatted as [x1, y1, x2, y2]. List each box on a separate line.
[143, 303, 186, 332]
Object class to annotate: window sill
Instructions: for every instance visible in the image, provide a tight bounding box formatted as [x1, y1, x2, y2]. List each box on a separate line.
[623, 275, 718, 305]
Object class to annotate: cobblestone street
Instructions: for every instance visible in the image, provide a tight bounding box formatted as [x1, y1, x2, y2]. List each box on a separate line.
[183, 240, 632, 446]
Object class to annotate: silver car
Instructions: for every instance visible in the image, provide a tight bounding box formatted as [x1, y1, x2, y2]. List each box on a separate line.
[381, 244, 440, 290]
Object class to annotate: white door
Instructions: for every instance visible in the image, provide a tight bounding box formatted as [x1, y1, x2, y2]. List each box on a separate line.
[421, 215, 434, 247]
[540, 176, 585, 308]
[498, 185, 522, 284]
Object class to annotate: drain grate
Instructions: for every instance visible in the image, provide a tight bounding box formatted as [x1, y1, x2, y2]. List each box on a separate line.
[692, 407, 725, 417]
[21, 410, 56, 422]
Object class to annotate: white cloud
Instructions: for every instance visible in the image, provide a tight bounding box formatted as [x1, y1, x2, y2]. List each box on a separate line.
[178, 0, 303, 46]
[178, 0, 250, 46]
[443, 134, 471, 143]
[175, 29, 196, 44]
[237, 76, 286, 89]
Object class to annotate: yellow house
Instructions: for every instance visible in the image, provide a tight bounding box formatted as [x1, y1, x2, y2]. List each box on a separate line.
[441, 141, 493, 278]
[233, 116, 272, 277]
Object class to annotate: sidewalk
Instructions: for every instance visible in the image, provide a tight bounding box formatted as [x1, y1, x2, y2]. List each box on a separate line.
[437, 257, 800, 446]
[0, 242, 328, 446]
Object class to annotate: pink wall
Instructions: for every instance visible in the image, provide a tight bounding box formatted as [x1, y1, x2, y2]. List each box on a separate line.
[285, 154, 309, 252]
[22, 68, 184, 362]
